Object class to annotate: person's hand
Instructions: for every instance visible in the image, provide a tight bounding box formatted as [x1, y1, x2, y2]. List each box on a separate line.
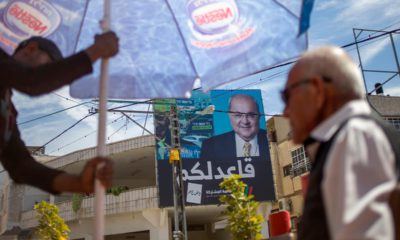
[85, 31, 119, 62]
[52, 156, 113, 194]
[79, 156, 113, 193]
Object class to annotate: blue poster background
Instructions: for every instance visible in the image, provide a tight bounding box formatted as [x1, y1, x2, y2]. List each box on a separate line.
[211, 90, 266, 135]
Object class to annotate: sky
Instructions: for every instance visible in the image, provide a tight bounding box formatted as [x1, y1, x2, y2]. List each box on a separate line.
[13, 0, 400, 157]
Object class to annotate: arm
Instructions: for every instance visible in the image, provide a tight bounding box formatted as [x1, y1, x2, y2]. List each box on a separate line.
[52, 157, 113, 193]
[0, 51, 92, 96]
[323, 120, 397, 239]
[0, 125, 64, 194]
[1, 125, 113, 194]
[0, 31, 118, 96]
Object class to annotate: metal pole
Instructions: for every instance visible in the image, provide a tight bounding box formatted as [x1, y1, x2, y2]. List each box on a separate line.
[169, 105, 187, 240]
[352, 28, 368, 93]
[142, 104, 151, 135]
[389, 33, 400, 75]
[172, 161, 181, 240]
[178, 156, 188, 240]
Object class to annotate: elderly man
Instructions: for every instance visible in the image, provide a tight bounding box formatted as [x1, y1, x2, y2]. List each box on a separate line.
[0, 33, 118, 194]
[283, 46, 398, 239]
[200, 94, 268, 160]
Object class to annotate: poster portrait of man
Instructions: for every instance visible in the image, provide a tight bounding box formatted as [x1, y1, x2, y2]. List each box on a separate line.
[200, 93, 268, 161]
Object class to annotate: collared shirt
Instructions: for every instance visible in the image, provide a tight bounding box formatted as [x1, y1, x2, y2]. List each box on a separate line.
[235, 134, 259, 157]
[306, 99, 396, 240]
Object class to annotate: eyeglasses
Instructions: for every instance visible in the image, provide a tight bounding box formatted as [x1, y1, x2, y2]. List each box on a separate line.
[280, 76, 332, 105]
[229, 112, 259, 120]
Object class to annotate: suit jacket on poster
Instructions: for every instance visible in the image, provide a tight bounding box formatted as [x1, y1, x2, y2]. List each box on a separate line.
[200, 129, 268, 161]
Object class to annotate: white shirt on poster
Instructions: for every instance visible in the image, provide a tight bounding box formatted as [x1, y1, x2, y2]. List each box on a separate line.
[235, 134, 259, 157]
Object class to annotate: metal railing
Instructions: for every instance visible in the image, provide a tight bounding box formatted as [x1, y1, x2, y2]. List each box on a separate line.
[21, 186, 158, 229]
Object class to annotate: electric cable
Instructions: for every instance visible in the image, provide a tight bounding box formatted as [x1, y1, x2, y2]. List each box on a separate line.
[26, 27, 400, 154]
[33, 112, 96, 154]
[18, 101, 92, 125]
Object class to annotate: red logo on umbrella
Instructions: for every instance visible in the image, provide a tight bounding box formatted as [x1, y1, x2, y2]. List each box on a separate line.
[3, 0, 61, 38]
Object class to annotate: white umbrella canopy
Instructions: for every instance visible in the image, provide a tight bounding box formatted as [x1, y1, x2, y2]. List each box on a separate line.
[70, 0, 307, 99]
[0, 0, 306, 99]
[0, 0, 307, 98]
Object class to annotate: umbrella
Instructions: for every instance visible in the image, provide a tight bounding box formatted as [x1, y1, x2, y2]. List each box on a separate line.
[0, 0, 311, 238]
[0, 1, 308, 99]
[70, 0, 307, 99]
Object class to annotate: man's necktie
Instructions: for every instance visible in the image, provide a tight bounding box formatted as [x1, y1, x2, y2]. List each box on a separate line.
[243, 142, 252, 157]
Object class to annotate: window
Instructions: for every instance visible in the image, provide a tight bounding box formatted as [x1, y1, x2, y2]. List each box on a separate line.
[385, 117, 400, 131]
[290, 146, 311, 177]
[283, 164, 292, 177]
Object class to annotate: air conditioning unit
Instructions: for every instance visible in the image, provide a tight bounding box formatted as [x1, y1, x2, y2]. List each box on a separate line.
[278, 198, 292, 212]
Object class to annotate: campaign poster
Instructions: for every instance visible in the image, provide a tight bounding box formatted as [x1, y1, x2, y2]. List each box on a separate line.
[156, 89, 275, 206]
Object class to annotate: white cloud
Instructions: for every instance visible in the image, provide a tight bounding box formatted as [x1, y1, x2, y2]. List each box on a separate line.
[359, 38, 390, 64]
[385, 87, 400, 96]
[334, 0, 399, 28]
[315, 0, 339, 11]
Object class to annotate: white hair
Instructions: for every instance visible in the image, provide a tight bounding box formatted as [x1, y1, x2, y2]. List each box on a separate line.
[297, 46, 365, 100]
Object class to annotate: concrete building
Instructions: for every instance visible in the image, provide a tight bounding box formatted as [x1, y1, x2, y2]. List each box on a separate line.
[0, 135, 274, 240]
[368, 95, 400, 130]
[267, 116, 309, 232]
[0, 95, 397, 239]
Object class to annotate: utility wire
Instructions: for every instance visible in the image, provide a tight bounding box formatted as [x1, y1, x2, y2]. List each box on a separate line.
[33, 113, 96, 154]
[47, 114, 126, 154]
[18, 102, 91, 125]
[52, 92, 84, 105]
[29, 27, 400, 154]
[107, 119, 128, 140]
[25, 27, 400, 129]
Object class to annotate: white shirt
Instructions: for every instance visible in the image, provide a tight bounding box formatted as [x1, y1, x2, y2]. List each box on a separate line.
[235, 134, 259, 157]
[306, 100, 396, 240]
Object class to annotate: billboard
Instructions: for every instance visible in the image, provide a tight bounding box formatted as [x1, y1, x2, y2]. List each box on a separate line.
[156, 89, 275, 206]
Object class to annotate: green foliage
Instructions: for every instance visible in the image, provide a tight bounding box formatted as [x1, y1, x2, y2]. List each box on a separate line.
[71, 186, 129, 213]
[219, 175, 264, 240]
[106, 186, 129, 196]
[34, 201, 70, 240]
[71, 193, 84, 213]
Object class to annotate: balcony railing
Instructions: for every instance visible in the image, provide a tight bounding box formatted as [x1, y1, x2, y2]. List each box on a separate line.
[21, 186, 158, 229]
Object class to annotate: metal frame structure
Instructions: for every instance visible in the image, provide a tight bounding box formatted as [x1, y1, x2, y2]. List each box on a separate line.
[353, 28, 400, 96]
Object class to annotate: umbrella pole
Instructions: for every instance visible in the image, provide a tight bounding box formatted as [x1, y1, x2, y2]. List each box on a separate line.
[95, 0, 111, 239]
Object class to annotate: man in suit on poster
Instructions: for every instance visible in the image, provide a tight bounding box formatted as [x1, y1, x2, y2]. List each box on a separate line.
[200, 94, 268, 161]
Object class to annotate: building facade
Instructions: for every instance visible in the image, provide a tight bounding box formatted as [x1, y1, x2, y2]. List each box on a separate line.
[267, 116, 309, 232]
[0, 135, 274, 240]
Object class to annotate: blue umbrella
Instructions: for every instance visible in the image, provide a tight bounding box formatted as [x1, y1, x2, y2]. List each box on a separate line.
[0, 0, 307, 99]
[69, 0, 307, 99]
